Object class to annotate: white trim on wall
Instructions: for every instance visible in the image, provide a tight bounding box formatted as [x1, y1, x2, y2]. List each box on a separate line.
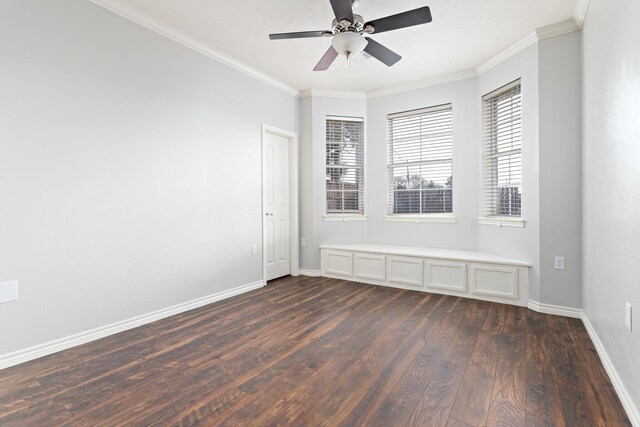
[89, 0, 299, 97]
[536, 19, 580, 41]
[573, 0, 591, 29]
[300, 89, 367, 100]
[88, 1, 584, 100]
[323, 215, 368, 222]
[299, 269, 322, 277]
[261, 124, 300, 281]
[0, 280, 265, 370]
[581, 313, 640, 426]
[384, 215, 457, 224]
[527, 299, 582, 318]
[476, 32, 539, 75]
[513, 300, 639, 424]
[367, 70, 477, 99]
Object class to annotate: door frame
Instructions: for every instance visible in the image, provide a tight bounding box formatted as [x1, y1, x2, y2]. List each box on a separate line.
[261, 124, 299, 283]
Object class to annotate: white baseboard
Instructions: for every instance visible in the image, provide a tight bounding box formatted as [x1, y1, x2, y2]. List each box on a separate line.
[581, 313, 640, 427]
[528, 299, 582, 318]
[299, 269, 322, 277]
[0, 280, 265, 371]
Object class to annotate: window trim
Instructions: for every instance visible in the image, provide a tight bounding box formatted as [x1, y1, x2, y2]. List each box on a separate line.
[323, 214, 368, 222]
[325, 115, 365, 216]
[480, 79, 523, 224]
[477, 216, 525, 228]
[384, 214, 456, 224]
[386, 103, 454, 218]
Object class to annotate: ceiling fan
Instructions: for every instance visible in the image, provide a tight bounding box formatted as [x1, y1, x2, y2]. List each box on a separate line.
[269, 0, 432, 71]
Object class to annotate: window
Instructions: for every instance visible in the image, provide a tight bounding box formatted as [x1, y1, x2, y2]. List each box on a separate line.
[482, 80, 522, 218]
[326, 116, 364, 215]
[387, 104, 453, 216]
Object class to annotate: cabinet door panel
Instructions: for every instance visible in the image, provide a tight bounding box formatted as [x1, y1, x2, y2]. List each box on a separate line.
[469, 264, 518, 300]
[425, 260, 467, 293]
[387, 256, 423, 287]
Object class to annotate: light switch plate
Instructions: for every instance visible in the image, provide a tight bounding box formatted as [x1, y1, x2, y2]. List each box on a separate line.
[0, 281, 18, 304]
[626, 303, 633, 332]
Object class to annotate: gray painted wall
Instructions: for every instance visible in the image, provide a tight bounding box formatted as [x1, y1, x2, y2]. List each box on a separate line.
[367, 78, 480, 252]
[0, 0, 591, 372]
[301, 41, 582, 308]
[300, 40, 584, 311]
[476, 44, 542, 303]
[0, 0, 298, 355]
[300, 46, 548, 305]
[538, 32, 583, 308]
[582, 0, 640, 412]
[299, 96, 369, 271]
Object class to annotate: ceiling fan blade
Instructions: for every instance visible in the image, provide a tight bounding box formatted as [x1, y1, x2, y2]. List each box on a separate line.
[365, 6, 432, 34]
[269, 30, 331, 40]
[329, 0, 354, 23]
[364, 37, 401, 66]
[313, 46, 339, 71]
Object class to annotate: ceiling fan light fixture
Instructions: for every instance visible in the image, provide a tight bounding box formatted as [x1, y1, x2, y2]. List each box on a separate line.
[331, 32, 368, 57]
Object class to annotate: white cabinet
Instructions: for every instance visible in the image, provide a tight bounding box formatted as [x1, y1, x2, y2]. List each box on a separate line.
[424, 259, 467, 294]
[323, 250, 353, 278]
[387, 256, 423, 287]
[469, 263, 519, 300]
[320, 244, 530, 307]
[354, 253, 386, 281]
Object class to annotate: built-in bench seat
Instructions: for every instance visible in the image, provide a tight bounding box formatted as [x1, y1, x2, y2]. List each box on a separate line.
[320, 244, 531, 307]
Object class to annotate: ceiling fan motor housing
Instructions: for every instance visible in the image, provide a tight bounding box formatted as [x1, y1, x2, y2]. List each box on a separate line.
[331, 14, 366, 34]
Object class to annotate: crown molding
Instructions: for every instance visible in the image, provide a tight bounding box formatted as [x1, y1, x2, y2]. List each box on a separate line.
[88, 0, 300, 98]
[300, 89, 367, 100]
[367, 69, 478, 99]
[88, 1, 582, 101]
[573, 0, 591, 29]
[536, 19, 579, 41]
[476, 31, 538, 75]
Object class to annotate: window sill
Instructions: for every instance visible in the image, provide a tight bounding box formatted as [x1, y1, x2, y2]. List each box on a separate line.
[384, 214, 457, 224]
[478, 217, 525, 228]
[324, 215, 368, 222]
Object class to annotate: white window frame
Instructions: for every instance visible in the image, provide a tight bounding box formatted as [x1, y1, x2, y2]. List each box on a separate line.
[324, 116, 366, 221]
[479, 79, 525, 228]
[385, 103, 455, 224]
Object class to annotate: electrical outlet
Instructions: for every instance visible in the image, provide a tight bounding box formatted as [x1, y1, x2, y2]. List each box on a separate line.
[554, 256, 565, 270]
[626, 303, 633, 332]
[251, 244, 257, 255]
[301, 238, 306, 247]
[0, 281, 18, 304]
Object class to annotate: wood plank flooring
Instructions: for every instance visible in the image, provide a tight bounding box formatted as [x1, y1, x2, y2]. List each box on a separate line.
[0, 275, 631, 426]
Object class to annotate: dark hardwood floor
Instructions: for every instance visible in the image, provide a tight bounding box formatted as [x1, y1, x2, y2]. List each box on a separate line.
[0, 276, 630, 426]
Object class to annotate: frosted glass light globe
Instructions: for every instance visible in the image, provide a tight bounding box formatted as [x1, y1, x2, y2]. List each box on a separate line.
[331, 32, 368, 57]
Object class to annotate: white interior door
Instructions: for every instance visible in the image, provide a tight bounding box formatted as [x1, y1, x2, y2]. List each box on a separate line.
[263, 132, 291, 281]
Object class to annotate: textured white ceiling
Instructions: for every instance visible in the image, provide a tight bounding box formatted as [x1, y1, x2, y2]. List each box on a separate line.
[100, 0, 577, 92]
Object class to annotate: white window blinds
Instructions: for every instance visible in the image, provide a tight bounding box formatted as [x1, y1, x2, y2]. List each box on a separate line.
[482, 80, 522, 217]
[326, 117, 364, 214]
[387, 104, 453, 215]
